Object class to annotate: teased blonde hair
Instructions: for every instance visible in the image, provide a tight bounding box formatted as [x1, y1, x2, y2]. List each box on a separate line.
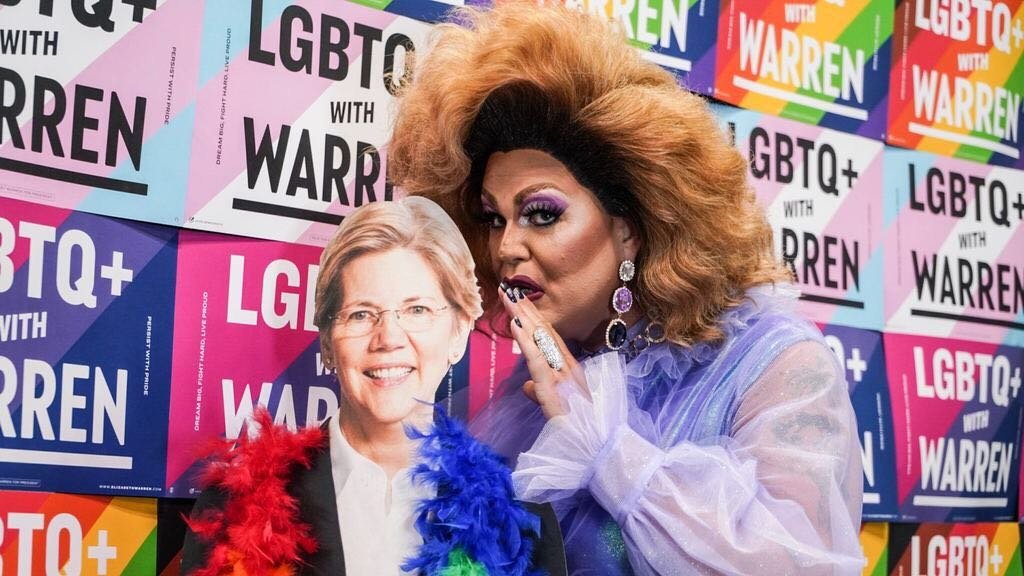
[389, 1, 789, 346]
[314, 196, 483, 365]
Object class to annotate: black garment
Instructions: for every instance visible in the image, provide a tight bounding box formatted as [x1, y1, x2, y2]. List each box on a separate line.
[181, 433, 567, 575]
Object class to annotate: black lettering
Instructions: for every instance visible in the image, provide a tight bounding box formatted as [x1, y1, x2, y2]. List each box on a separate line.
[71, 0, 114, 32]
[912, 250, 938, 302]
[105, 91, 145, 170]
[354, 142, 379, 206]
[803, 232, 820, 287]
[286, 129, 317, 199]
[958, 258, 975, 307]
[318, 14, 349, 81]
[948, 171, 967, 217]
[248, 0, 275, 66]
[30, 75, 65, 157]
[750, 127, 769, 179]
[818, 143, 838, 195]
[909, 164, 925, 212]
[989, 179, 1010, 227]
[775, 132, 793, 184]
[926, 167, 945, 214]
[0, 67, 26, 148]
[280, 5, 313, 74]
[795, 137, 814, 189]
[70, 84, 103, 164]
[382, 33, 413, 95]
[244, 117, 289, 192]
[353, 23, 381, 90]
[978, 261, 995, 310]
[322, 133, 350, 204]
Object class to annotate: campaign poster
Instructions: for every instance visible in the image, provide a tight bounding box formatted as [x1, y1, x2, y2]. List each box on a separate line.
[182, 0, 431, 246]
[820, 324, 896, 520]
[349, 0, 467, 24]
[0, 0, 201, 226]
[712, 104, 884, 330]
[0, 491, 157, 575]
[883, 148, 1024, 348]
[886, 333, 1023, 522]
[462, 320, 520, 419]
[860, 523, 888, 576]
[887, 0, 1024, 168]
[714, 0, 892, 139]
[888, 523, 1022, 576]
[165, 230, 339, 495]
[0, 197, 176, 496]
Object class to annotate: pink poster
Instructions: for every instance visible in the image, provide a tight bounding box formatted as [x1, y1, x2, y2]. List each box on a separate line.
[165, 230, 337, 495]
[182, 0, 431, 246]
[884, 148, 1024, 347]
[0, 0, 201, 226]
[713, 104, 885, 329]
[886, 332, 1023, 522]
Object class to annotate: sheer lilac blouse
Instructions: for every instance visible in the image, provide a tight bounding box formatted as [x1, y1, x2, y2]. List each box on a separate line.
[471, 287, 865, 575]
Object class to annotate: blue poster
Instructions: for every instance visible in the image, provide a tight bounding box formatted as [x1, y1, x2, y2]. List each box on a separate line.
[820, 323, 897, 520]
[0, 197, 176, 496]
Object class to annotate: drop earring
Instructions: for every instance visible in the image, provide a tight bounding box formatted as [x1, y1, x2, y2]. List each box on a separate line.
[605, 260, 635, 350]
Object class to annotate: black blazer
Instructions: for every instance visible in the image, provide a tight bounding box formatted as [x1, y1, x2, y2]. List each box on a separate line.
[181, 437, 567, 575]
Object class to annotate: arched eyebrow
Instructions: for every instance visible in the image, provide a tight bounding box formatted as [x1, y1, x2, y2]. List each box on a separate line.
[480, 183, 565, 211]
[342, 295, 442, 309]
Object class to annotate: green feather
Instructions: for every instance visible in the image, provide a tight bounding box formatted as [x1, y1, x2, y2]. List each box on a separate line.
[439, 548, 489, 576]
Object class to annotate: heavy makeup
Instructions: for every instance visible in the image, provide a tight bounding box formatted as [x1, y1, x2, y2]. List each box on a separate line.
[480, 149, 640, 349]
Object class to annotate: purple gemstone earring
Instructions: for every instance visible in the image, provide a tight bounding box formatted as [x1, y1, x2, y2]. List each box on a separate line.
[605, 260, 635, 350]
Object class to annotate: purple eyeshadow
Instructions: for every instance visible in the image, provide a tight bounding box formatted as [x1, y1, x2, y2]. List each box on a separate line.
[519, 192, 567, 216]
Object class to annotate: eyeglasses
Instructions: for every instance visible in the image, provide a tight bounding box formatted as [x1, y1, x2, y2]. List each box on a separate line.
[332, 304, 451, 337]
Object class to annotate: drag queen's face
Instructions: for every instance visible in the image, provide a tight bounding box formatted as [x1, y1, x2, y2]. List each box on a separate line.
[329, 248, 462, 427]
[480, 149, 640, 347]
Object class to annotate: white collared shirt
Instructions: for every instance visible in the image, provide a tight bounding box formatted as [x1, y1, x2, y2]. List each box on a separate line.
[329, 415, 433, 576]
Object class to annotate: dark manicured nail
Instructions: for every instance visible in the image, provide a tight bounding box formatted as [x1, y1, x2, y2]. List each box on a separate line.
[504, 286, 518, 303]
[513, 316, 523, 328]
[513, 287, 523, 300]
[499, 280, 510, 292]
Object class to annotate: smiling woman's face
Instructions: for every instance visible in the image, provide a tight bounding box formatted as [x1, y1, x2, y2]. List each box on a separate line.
[481, 149, 640, 346]
[330, 248, 464, 427]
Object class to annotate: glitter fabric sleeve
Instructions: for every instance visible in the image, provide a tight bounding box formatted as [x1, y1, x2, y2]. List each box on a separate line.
[512, 345, 865, 575]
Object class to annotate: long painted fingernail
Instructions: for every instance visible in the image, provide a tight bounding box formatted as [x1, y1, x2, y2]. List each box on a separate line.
[499, 280, 510, 292]
[513, 287, 523, 300]
[513, 316, 522, 328]
[505, 286, 518, 303]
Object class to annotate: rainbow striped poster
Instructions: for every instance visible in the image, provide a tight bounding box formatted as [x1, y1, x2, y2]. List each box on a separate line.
[888, 0, 1024, 167]
[715, 0, 892, 139]
[0, 491, 157, 575]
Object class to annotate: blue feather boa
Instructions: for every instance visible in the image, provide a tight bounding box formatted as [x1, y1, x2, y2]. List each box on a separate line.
[402, 407, 543, 576]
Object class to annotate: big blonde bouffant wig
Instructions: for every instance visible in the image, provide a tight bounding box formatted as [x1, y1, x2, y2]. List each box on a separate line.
[388, 1, 790, 347]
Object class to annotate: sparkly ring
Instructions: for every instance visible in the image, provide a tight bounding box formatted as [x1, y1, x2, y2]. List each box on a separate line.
[533, 327, 565, 371]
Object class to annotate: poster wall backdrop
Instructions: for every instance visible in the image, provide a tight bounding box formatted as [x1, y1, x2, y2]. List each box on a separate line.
[714, 104, 885, 330]
[182, 0, 431, 247]
[0, 0, 201, 226]
[821, 324, 897, 520]
[883, 148, 1024, 348]
[886, 332, 1023, 522]
[888, 0, 1024, 168]
[888, 522, 1023, 576]
[165, 230, 338, 495]
[0, 491, 158, 576]
[0, 197, 175, 497]
[714, 0, 892, 139]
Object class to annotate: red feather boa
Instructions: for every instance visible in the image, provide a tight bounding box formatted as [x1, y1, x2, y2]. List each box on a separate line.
[186, 410, 327, 576]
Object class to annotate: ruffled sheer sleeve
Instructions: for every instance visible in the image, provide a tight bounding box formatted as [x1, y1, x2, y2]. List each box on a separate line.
[512, 342, 865, 575]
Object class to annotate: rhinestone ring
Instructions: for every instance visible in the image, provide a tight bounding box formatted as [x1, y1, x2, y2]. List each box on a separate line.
[533, 327, 565, 371]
